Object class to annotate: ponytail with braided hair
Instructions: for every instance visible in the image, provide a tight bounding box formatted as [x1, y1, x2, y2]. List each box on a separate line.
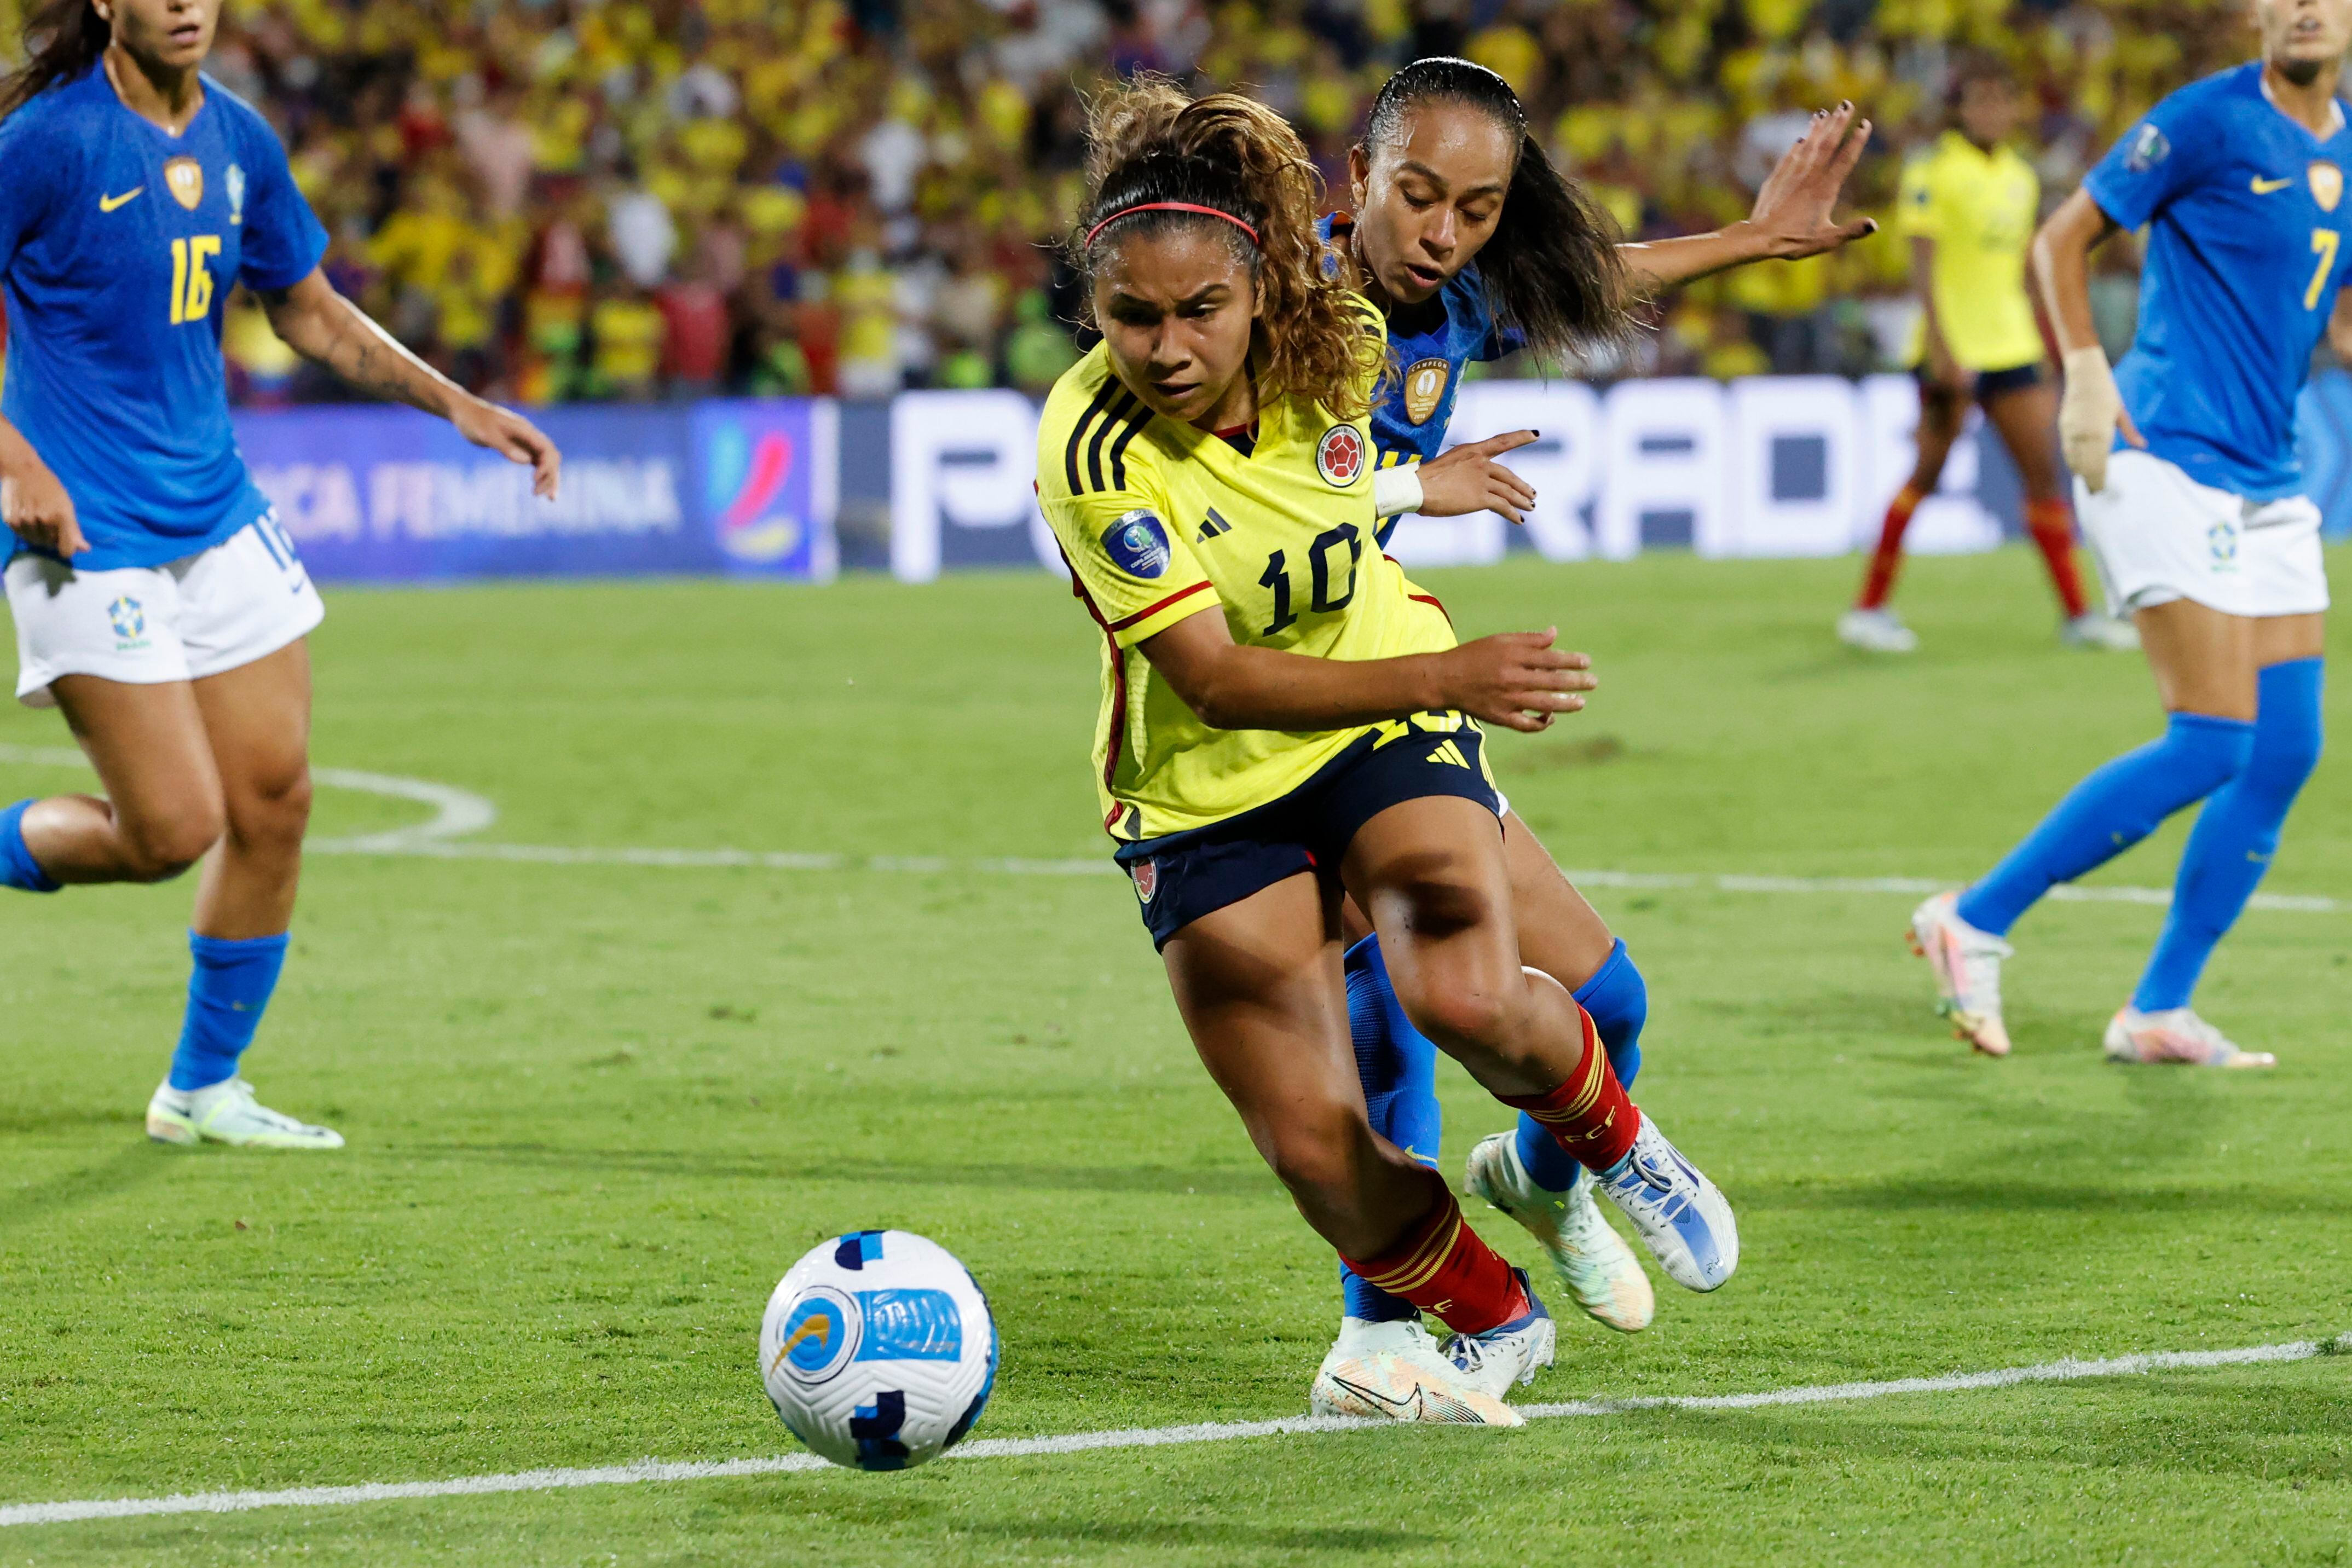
[0, 0, 108, 122]
[1074, 78, 1385, 420]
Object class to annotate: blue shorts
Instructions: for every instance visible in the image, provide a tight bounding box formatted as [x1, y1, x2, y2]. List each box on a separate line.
[1916, 360, 2044, 401]
[1113, 718, 1502, 950]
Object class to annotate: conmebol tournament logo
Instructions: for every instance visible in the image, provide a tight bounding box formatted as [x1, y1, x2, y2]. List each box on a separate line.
[705, 418, 805, 565]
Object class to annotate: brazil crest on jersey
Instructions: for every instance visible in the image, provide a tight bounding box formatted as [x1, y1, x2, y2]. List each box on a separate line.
[0, 68, 328, 570]
[2085, 62, 2352, 500]
[1318, 213, 1521, 541]
[1037, 305, 1458, 841]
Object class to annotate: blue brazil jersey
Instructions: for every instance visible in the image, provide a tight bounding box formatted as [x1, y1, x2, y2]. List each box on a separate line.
[2085, 62, 2352, 501]
[0, 68, 327, 569]
[1319, 213, 1522, 543]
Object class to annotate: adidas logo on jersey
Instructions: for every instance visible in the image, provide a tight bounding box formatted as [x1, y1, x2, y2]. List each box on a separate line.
[1196, 508, 1233, 543]
[1429, 740, 1471, 769]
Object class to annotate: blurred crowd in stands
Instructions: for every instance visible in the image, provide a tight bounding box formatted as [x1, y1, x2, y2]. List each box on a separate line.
[0, 0, 2244, 404]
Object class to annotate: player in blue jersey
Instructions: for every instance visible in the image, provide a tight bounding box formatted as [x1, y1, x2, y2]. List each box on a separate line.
[1909, 0, 2349, 1067]
[1306, 56, 1876, 1409]
[0, 0, 558, 1145]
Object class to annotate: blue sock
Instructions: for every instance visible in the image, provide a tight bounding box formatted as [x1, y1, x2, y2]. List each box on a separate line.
[0, 800, 59, 893]
[1516, 939, 1648, 1194]
[1955, 712, 2255, 937]
[169, 931, 292, 1092]
[1338, 934, 1442, 1323]
[2134, 659, 2324, 1011]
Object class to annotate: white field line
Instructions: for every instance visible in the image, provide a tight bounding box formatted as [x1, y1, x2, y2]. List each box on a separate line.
[3, 1334, 2343, 1529]
[1, 743, 2338, 911]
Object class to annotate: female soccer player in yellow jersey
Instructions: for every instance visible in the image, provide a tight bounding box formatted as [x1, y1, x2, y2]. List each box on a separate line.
[1037, 80, 1738, 1426]
[1840, 56, 2137, 655]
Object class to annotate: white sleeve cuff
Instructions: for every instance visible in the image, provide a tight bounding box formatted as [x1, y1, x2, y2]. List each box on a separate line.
[1372, 465, 1423, 519]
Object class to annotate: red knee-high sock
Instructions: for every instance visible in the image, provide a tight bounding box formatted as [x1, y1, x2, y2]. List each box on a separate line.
[1855, 484, 1925, 610]
[1339, 1171, 1530, 1335]
[2025, 497, 2089, 618]
[1498, 1000, 1640, 1171]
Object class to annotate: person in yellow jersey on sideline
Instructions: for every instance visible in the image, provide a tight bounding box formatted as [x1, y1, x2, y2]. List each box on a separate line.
[1840, 55, 2139, 655]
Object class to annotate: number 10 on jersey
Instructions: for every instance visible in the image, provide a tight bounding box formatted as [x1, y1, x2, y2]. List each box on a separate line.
[169, 235, 222, 325]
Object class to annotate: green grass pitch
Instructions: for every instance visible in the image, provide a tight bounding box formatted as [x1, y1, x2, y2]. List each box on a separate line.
[2, 548, 2348, 1565]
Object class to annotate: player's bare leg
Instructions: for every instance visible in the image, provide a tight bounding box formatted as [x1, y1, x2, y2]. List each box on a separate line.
[1161, 871, 1525, 1424]
[1345, 796, 1737, 1294]
[1843, 383, 1961, 651]
[39, 644, 337, 1148]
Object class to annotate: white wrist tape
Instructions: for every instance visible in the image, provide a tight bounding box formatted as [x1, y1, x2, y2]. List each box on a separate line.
[1373, 464, 1423, 518]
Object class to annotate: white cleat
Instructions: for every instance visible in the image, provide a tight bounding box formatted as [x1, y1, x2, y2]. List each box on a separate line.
[146, 1078, 345, 1150]
[2061, 612, 2141, 651]
[1838, 607, 1918, 653]
[2103, 1008, 2275, 1068]
[1909, 890, 2014, 1057]
[1464, 1132, 1654, 1333]
[1436, 1268, 1556, 1401]
[1309, 1316, 1524, 1426]
[1593, 1115, 1738, 1293]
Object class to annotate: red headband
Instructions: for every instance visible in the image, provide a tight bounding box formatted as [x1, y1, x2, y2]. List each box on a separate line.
[1083, 201, 1261, 250]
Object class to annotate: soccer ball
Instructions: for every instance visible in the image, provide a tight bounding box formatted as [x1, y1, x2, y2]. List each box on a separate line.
[759, 1229, 997, 1471]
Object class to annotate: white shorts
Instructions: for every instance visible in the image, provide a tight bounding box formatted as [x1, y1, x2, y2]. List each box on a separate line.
[2076, 450, 2330, 620]
[5, 513, 324, 708]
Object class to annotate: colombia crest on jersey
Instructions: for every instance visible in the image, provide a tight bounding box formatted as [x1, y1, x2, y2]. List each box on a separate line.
[1037, 306, 1458, 840]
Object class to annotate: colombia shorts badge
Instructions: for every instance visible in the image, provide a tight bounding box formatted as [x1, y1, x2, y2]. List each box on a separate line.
[1130, 858, 1160, 904]
[1102, 510, 1171, 578]
[1316, 425, 1365, 487]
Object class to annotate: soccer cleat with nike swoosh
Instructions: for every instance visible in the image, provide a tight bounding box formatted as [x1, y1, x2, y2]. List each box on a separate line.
[2103, 1007, 2276, 1068]
[1909, 890, 2014, 1057]
[1594, 1114, 1738, 1292]
[146, 1078, 344, 1149]
[1308, 1317, 1524, 1426]
[1464, 1132, 1655, 1332]
[1436, 1268, 1556, 1399]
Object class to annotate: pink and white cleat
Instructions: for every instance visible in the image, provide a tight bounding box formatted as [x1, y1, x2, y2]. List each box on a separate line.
[2103, 1008, 2275, 1068]
[1908, 891, 2013, 1057]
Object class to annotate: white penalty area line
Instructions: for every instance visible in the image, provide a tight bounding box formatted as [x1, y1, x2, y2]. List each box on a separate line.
[1, 742, 2339, 913]
[5, 1334, 2345, 1529]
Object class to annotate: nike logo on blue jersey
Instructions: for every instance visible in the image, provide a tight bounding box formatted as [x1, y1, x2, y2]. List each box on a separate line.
[99, 187, 144, 212]
[2251, 176, 2293, 194]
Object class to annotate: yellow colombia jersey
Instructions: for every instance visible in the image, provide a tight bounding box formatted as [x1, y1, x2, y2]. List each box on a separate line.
[1897, 130, 2046, 372]
[1037, 316, 1457, 842]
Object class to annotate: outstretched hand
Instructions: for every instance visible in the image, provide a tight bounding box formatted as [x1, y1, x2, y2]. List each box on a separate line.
[1749, 102, 1877, 260]
[1438, 628, 1596, 733]
[453, 396, 563, 499]
[1419, 430, 1540, 523]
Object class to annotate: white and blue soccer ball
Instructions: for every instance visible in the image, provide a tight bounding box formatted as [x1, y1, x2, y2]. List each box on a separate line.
[759, 1229, 997, 1471]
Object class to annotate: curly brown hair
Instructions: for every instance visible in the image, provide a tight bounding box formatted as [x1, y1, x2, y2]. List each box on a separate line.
[1073, 78, 1385, 420]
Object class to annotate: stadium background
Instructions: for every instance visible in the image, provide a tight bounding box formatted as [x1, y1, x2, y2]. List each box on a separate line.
[10, 0, 2352, 583]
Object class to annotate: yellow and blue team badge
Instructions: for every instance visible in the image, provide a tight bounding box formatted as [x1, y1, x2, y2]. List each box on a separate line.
[1102, 510, 1170, 578]
[1401, 357, 1450, 425]
[2310, 161, 2342, 213]
[164, 156, 203, 211]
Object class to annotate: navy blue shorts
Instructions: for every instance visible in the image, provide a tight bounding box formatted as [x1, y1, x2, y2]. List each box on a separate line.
[1917, 360, 2044, 401]
[1113, 719, 1502, 950]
